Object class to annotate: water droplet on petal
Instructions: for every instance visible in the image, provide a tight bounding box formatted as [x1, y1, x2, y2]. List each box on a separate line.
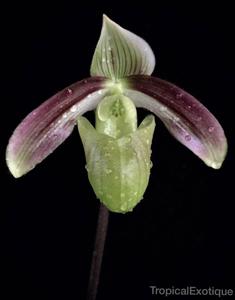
[63, 113, 67, 118]
[176, 93, 183, 99]
[127, 136, 132, 143]
[70, 105, 77, 112]
[67, 88, 73, 95]
[185, 135, 191, 141]
[160, 106, 167, 112]
[187, 105, 192, 109]
[173, 116, 180, 122]
[105, 169, 112, 175]
[208, 126, 215, 133]
[120, 203, 127, 211]
[102, 58, 106, 63]
[210, 161, 221, 169]
[98, 90, 103, 95]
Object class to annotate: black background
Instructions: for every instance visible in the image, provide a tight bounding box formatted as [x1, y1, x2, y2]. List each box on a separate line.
[1, 2, 235, 299]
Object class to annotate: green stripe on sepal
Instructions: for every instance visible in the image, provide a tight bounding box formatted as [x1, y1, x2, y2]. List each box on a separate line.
[90, 15, 155, 80]
[77, 115, 155, 213]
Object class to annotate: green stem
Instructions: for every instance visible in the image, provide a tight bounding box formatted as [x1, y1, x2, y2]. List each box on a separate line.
[86, 203, 109, 300]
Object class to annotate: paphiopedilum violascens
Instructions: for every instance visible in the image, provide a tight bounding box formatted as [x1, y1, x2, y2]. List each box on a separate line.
[6, 15, 227, 213]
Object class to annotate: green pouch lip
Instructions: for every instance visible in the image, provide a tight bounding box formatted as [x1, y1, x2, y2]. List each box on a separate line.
[77, 113, 155, 213]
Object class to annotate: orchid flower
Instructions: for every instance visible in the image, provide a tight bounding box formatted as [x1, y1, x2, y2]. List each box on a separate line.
[6, 15, 227, 213]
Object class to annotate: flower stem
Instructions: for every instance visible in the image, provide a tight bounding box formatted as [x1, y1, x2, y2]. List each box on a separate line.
[86, 203, 109, 300]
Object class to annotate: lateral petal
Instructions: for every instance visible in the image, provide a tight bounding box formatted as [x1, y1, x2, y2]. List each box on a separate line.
[124, 75, 227, 168]
[6, 77, 107, 177]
